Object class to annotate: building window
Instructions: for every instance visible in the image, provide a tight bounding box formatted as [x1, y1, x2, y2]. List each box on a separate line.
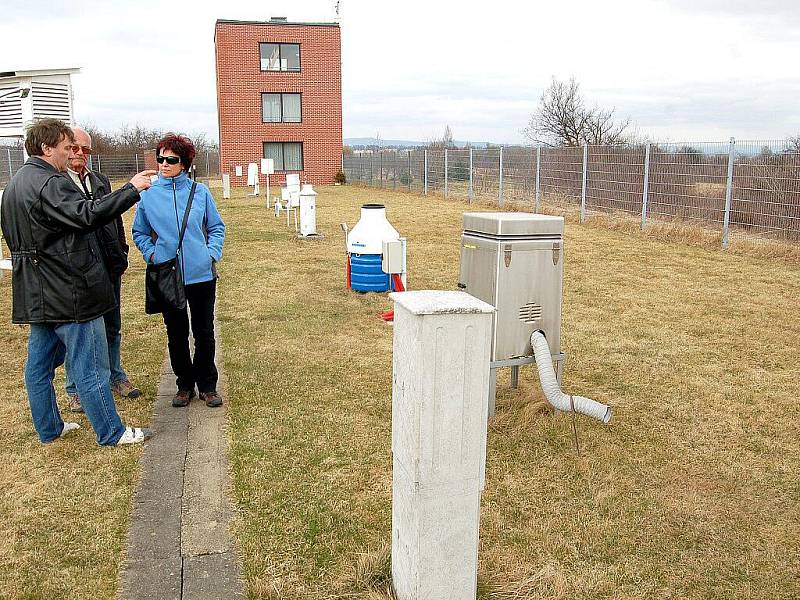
[262, 93, 302, 123]
[264, 142, 304, 171]
[259, 43, 300, 72]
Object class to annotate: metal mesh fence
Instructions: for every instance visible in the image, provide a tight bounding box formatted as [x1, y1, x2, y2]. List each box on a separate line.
[539, 146, 583, 211]
[0, 147, 25, 188]
[343, 139, 800, 246]
[648, 142, 730, 228]
[587, 145, 645, 216]
[731, 141, 800, 241]
[0, 148, 220, 187]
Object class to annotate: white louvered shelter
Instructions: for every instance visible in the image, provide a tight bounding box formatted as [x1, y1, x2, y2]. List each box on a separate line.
[0, 68, 79, 138]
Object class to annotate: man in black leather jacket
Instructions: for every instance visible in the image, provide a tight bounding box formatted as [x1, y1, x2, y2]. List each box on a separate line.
[0, 118, 155, 446]
[63, 127, 141, 412]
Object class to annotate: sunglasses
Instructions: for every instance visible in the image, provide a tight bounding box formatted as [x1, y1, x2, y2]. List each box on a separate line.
[70, 145, 92, 155]
[156, 155, 181, 165]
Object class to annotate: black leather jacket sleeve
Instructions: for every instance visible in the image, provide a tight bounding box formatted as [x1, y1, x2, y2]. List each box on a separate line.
[36, 174, 140, 231]
[97, 173, 130, 254]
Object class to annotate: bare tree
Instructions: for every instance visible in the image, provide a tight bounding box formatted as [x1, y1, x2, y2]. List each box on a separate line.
[523, 77, 630, 147]
[786, 135, 800, 153]
[428, 125, 455, 149]
[80, 123, 218, 155]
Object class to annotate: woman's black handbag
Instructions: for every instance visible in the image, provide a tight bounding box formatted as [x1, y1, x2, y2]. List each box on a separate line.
[144, 182, 197, 314]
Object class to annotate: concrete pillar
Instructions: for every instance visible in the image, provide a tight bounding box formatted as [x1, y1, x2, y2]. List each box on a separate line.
[389, 290, 495, 600]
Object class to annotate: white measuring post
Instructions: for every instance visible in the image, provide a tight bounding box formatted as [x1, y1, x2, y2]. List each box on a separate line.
[261, 158, 274, 208]
[222, 174, 231, 199]
[390, 290, 495, 600]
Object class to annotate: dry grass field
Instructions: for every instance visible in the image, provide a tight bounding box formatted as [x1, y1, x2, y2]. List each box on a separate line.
[218, 185, 800, 598]
[0, 182, 798, 598]
[0, 210, 166, 598]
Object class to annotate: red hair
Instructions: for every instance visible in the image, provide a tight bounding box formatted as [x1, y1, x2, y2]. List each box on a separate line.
[156, 133, 196, 170]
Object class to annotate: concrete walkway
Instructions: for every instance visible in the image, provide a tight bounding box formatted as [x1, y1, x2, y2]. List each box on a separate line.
[118, 323, 243, 599]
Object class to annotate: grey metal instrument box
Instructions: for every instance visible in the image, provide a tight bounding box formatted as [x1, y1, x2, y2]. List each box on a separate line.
[458, 212, 564, 362]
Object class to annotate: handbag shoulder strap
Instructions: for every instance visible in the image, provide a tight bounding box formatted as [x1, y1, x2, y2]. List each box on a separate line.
[177, 181, 197, 251]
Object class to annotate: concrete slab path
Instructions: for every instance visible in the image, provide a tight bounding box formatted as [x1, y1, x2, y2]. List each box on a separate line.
[117, 321, 244, 599]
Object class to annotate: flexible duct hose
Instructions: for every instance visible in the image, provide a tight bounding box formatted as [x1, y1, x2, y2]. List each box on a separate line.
[530, 331, 612, 424]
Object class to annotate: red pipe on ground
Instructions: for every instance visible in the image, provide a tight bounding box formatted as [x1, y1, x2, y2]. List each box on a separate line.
[380, 274, 406, 321]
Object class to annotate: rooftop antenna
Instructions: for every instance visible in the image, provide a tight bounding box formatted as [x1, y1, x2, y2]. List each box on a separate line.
[334, 0, 340, 22]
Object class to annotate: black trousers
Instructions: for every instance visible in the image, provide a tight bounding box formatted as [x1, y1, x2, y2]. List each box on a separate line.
[162, 279, 218, 394]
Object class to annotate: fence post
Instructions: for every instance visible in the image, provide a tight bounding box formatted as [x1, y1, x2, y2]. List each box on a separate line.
[498, 146, 504, 207]
[370, 152, 374, 186]
[393, 151, 397, 190]
[407, 150, 412, 191]
[6, 148, 12, 180]
[444, 148, 449, 198]
[468, 147, 474, 203]
[722, 137, 736, 249]
[134, 153, 139, 173]
[380, 152, 384, 188]
[97, 155, 102, 174]
[535, 146, 541, 213]
[424, 149, 428, 196]
[580, 144, 588, 223]
[641, 143, 651, 230]
[205, 151, 210, 178]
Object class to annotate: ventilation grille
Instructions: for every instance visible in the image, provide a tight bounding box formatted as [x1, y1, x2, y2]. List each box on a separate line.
[518, 302, 543, 324]
[32, 82, 71, 122]
[0, 85, 22, 129]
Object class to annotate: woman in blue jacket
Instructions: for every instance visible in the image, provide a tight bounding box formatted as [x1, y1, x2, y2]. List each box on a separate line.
[132, 134, 226, 408]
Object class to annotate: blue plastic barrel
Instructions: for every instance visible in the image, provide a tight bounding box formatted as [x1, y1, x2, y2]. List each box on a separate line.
[350, 254, 393, 292]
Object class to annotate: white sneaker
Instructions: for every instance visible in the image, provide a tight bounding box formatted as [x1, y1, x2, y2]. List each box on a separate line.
[116, 427, 154, 445]
[59, 422, 81, 437]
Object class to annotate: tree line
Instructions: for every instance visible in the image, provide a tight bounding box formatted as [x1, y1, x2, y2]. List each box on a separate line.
[81, 125, 218, 156]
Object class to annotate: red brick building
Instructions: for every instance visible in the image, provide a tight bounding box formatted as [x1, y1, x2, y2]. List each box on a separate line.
[214, 17, 342, 186]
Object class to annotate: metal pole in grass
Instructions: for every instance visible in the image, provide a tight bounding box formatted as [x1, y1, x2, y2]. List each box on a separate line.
[641, 142, 651, 230]
[444, 148, 449, 198]
[6, 148, 12, 180]
[580, 144, 588, 223]
[97, 155, 102, 174]
[424, 149, 428, 196]
[498, 146, 504, 207]
[206, 151, 210, 178]
[135, 153, 139, 172]
[468, 147, 474, 203]
[380, 151, 384, 188]
[722, 137, 736, 249]
[407, 150, 412, 191]
[535, 146, 541, 213]
[393, 151, 397, 190]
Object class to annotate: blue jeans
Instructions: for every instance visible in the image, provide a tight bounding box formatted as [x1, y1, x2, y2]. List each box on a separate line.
[64, 305, 126, 395]
[25, 318, 126, 446]
[65, 278, 127, 395]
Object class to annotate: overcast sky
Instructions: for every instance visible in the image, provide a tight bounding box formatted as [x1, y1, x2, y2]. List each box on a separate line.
[2, 0, 799, 145]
